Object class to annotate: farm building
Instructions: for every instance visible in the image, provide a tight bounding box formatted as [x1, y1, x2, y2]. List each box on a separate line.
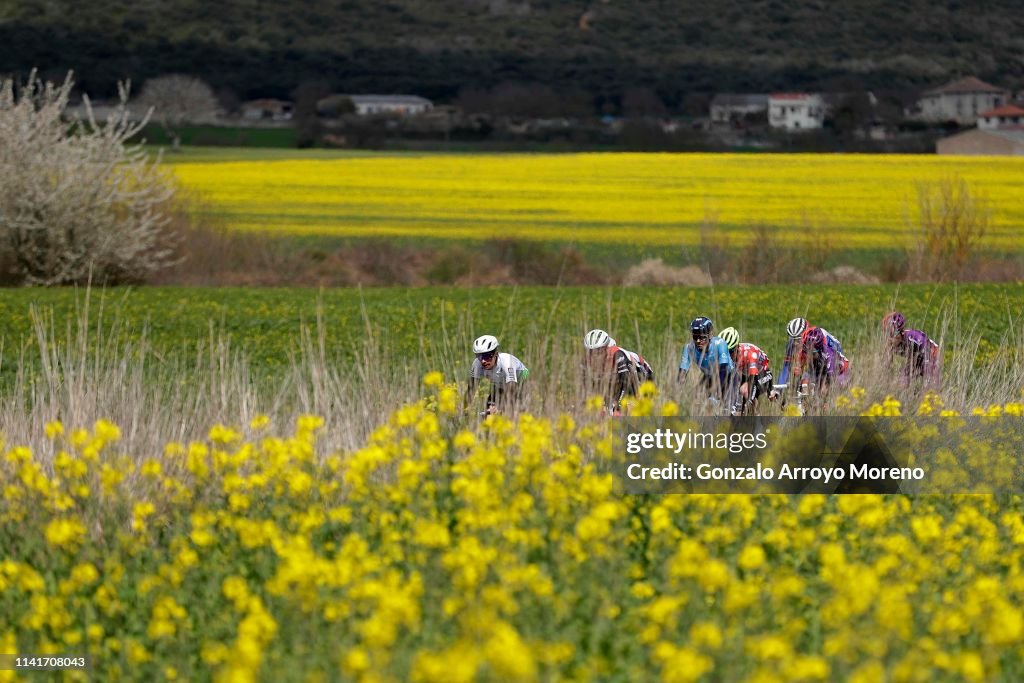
[709, 94, 769, 124]
[936, 128, 1024, 156]
[349, 95, 433, 116]
[977, 103, 1024, 130]
[768, 93, 824, 130]
[916, 76, 1009, 125]
[241, 99, 293, 121]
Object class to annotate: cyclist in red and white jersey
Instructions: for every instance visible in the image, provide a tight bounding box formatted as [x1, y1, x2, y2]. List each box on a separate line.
[583, 329, 654, 415]
[719, 327, 778, 415]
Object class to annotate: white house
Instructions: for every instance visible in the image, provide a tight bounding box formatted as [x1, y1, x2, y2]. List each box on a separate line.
[977, 103, 1024, 130]
[917, 77, 1009, 125]
[768, 93, 824, 130]
[64, 100, 148, 123]
[709, 94, 769, 124]
[347, 94, 433, 116]
[240, 99, 293, 121]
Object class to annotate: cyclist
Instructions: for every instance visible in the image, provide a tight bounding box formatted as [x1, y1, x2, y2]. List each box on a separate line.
[792, 327, 850, 406]
[778, 317, 844, 390]
[882, 311, 941, 388]
[582, 329, 654, 415]
[719, 327, 778, 415]
[677, 316, 734, 406]
[464, 334, 529, 416]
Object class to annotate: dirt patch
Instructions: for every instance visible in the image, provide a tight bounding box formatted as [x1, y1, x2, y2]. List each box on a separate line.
[623, 259, 712, 286]
[810, 266, 881, 285]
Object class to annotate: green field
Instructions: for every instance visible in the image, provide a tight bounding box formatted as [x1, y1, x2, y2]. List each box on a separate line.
[2, 283, 1019, 386]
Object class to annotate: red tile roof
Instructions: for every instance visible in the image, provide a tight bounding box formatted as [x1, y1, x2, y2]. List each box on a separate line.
[770, 93, 814, 100]
[979, 104, 1024, 118]
[924, 76, 1006, 96]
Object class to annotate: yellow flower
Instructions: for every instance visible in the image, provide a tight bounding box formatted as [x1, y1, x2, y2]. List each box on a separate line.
[44, 518, 86, 550]
[249, 414, 271, 430]
[484, 622, 535, 681]
[93, 419, 122, 444]
[44, 420, 65, 440]
[209, 423, 243, 445]
[738, 544, 766, 571]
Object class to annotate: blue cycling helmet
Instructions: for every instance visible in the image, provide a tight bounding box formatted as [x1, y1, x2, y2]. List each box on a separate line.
[690, 316, 713, 336]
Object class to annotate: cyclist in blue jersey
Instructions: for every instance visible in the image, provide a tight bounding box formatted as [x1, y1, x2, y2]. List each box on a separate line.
[677, 316, 734, 403]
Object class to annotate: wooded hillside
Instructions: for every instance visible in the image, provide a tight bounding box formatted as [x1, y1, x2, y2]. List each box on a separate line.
[3, 0, 1021, 106]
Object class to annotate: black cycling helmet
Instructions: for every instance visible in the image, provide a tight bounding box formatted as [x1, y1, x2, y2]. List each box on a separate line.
[690, 316, 713, 336]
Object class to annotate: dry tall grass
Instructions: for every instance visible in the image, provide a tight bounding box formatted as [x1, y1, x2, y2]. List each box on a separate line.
[0, 289, 1019, 457]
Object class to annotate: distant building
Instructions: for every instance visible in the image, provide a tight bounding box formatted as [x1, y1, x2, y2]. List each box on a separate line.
[241, 99, 293, 121]
[916, 77, 1009, 125]
[977, 103, 1024, 130]
[820, 91, 879, 117]
[937, 128, 1024, 155]
[709, 94, 769, 124]
[768, 93, 824, 130]
[347, 94, 433, 116]
[65, 100, 147, 123]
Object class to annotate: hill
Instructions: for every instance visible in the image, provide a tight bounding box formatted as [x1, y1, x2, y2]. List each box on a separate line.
[2, 0, 1023, 108]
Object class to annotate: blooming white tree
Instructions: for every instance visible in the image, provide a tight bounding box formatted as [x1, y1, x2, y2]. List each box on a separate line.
[0, 71, 177, 285]
[137, 74, 219, 150]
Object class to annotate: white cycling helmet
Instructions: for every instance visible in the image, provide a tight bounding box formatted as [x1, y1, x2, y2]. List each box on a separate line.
[472, 334, 499, 354]
[719, 326, 740, 351]
[584, 329, 613, 349]
[786, 317, 808, 339]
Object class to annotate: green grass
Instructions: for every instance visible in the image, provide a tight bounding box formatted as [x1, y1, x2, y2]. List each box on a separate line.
[2, 283, 1019, 392]
[151, 145, 412, 163]
[136, 125, 298, 149]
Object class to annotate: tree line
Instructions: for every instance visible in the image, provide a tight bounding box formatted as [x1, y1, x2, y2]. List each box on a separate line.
[2, 0, 1021, 104]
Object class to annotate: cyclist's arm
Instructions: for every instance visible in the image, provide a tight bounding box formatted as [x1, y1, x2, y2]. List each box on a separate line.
[824, 350, 837, 379]
[907, 338, 930, 376]
[464, 361, 482, 410]
[677, 345, 691, 382]
[778, 338, 796, 385]
[613, 354, 637, 409]
[717, 342, 733, 391]
[492, 382, 505, 408]
[489, 361, 516, 411]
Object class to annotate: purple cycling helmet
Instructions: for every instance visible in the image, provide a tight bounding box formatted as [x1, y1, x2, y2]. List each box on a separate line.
[804, 327, 825, 352]
[883, 311, 905, 338]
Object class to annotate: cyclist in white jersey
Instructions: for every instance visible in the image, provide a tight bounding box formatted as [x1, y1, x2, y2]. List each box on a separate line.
[464, 334, 529, 416]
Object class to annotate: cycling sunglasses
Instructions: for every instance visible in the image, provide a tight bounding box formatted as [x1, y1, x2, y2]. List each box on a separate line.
[477, 351, 497, 361]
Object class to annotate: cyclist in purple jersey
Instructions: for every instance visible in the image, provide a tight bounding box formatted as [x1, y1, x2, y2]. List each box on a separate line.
[883, 311, 941, 388]
[795, 327, 850, 398]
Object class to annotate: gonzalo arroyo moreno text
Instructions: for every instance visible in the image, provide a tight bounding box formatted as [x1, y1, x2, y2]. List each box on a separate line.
[623, 427, 924, 483]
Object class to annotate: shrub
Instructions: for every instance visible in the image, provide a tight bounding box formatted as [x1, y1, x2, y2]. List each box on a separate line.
[906, 175, 990, 282]
[0, 71, 177, 285]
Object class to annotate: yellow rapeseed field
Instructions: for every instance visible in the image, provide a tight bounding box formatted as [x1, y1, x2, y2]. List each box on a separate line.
[173, 153, 1024, 249]
[2, 377, 1023, 681]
